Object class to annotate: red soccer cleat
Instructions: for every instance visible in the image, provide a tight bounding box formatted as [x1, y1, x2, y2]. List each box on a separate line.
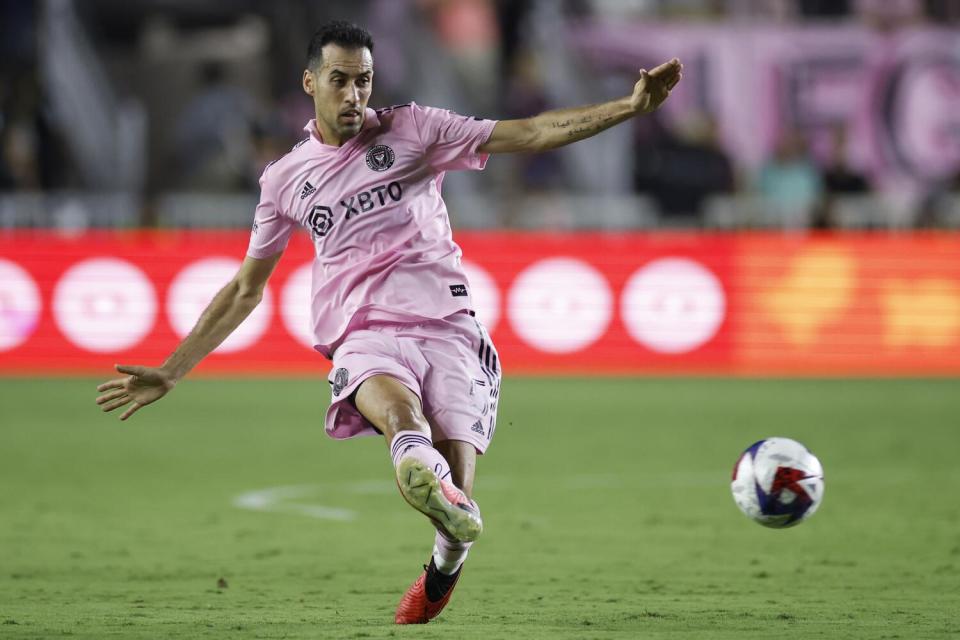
[396, 457, 482, 542]
[395, 559, 463, 624]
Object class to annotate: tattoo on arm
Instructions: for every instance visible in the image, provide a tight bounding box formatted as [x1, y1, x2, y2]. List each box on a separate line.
[566, 124, 605, 139]
[506, 96, 634, 152]
[552, 114, 601, 130]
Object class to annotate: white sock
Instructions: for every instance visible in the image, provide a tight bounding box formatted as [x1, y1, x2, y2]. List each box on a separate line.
[389, 430, 452, 482]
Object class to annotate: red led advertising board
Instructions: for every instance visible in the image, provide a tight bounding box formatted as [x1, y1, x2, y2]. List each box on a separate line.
[1, 231, 958, 376]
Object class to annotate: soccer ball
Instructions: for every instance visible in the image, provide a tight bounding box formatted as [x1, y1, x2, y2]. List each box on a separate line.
[730, 437, 824, 528]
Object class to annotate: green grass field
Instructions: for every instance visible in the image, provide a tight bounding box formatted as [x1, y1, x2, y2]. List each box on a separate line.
[1, 377, 958, 639]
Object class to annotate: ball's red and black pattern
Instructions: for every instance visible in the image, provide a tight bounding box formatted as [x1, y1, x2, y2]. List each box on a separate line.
[731, 437, 825, 529]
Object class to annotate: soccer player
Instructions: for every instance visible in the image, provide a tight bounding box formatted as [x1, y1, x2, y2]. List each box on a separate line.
[95, 21, 682, 624]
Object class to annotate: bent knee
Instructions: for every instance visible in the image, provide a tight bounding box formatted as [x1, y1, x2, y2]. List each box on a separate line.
[381, 400, 428, 434]
[353, 375, 430, 438]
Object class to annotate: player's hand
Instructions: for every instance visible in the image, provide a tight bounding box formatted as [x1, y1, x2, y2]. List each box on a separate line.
[631, 58, 683, 114]
[95, 364, 176, 421]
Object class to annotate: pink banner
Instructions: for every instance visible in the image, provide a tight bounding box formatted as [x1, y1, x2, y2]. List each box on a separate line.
[570, 23, 960, 191]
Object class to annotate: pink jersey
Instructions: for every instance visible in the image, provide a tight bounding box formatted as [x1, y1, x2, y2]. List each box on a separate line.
[247, 103, 497, 358]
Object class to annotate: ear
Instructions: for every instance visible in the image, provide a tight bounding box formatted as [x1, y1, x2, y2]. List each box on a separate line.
[303, 69, 315, 96]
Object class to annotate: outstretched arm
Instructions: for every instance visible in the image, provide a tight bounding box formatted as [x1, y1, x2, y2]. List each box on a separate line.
[478, 58, 682, 155]
[95, 252, 283, 420]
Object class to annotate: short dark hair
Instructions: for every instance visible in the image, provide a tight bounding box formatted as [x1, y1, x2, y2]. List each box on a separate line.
[306, 21, 374, 69]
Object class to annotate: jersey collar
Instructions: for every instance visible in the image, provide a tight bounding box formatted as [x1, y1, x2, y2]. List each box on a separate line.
[304, 108, 380, 150]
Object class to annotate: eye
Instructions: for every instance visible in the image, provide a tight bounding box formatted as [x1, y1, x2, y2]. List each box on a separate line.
[357, 77, 370, 87]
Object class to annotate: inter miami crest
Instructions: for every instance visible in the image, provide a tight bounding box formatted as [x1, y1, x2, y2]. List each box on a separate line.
[331, 367, 349, 397]
[365, 144, 395, 172]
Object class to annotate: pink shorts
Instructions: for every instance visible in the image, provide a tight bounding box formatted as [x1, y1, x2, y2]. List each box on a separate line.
[324, 311, 501, 454]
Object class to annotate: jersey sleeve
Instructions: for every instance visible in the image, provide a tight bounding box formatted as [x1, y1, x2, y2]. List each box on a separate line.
[412, 102, 498, 172]
[247, 164, 294, 259]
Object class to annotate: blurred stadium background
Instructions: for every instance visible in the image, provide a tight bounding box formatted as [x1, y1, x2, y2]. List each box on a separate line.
[2, 2, 960, 638]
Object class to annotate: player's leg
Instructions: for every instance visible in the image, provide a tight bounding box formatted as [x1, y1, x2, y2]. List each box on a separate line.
[394, 445, 485, 625]
[321, 330, 479, 624]
[429, 439, 476, 573]
[395, 313, 500, 624]
[435, 439, 476, 497]
[353, 373, 445, 475]
[353, 374, 482, 543]
[419, 314, 499, 578]
[394, 436, 476, 625]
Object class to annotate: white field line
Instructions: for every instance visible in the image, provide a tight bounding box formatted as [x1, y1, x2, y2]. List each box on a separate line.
[231, 473, 722, 521]
[232, 484, 357, 521]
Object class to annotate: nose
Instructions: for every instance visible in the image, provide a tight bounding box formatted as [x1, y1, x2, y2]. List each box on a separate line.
[347, 83, 360, 104]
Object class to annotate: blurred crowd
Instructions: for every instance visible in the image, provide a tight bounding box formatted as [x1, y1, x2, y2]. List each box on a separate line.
[633, 115, 960, 230]
[2, 0, 959, 229]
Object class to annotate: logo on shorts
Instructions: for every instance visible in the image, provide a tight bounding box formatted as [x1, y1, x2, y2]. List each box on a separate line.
[471, 420, 485, 436]
[331, 367, 349, 397]
[449, 284, 468, 297]
[365, 144, 395, 172]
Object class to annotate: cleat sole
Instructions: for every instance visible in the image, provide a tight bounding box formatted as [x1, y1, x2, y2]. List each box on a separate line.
[396, 458, 482, 543]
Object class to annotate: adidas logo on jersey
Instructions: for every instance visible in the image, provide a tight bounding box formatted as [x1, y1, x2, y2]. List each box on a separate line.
[300, 181, 317, 200]
[471, 420, 485, 436]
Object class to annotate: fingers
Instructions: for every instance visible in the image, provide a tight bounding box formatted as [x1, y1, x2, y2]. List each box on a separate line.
[654, 67, 681, 87]
[648, 58, 681, 77]
[96, 389, 128, 405]
[115, 364, 147, 377]
[643, 69, 682, 109]
[649, 63, 683, 95]
[96, 377, 127, 392]
[636, 69, 650, 92]
[97, 365, 156, 420]
[100, 396, 132, 413]
[638, 59, 682, 104]
[119, 402, 142, 421]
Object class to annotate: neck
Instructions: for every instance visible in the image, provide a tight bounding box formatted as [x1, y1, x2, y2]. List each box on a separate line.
[314, 119, 347, 147]
[316, 112, 366, 147]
